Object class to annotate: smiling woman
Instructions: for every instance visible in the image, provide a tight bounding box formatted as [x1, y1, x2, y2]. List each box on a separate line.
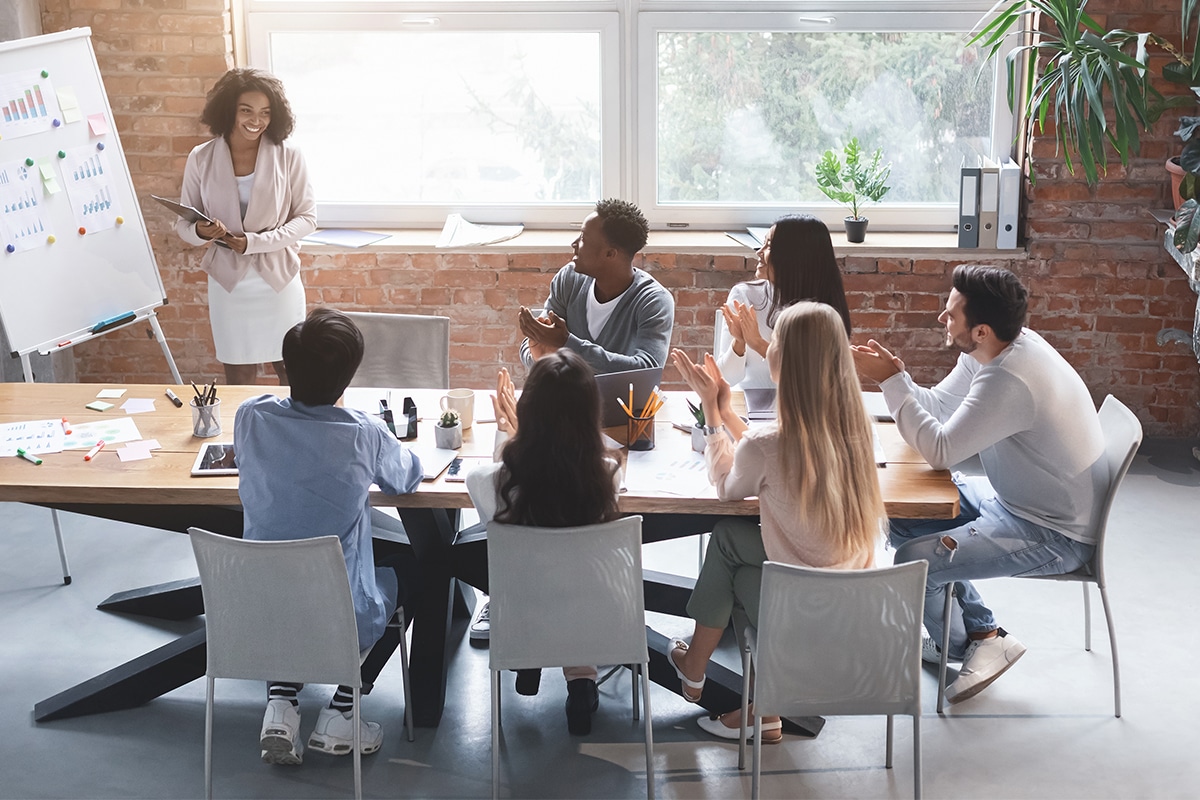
[174, 67, 317, 386]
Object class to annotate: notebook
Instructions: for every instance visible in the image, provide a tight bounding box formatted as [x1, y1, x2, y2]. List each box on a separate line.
[593, 366, 664, 428]
[742, 387, 777, 420]
[406, 443, 459, 481]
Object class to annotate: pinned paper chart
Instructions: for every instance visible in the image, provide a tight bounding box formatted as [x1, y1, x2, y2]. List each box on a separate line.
[61, 416, 141, 450]
[0, 68, 61, 139]
[0, 158, 51, 253]
[61, 143, 119, 231]
[0, 418, 65, 457]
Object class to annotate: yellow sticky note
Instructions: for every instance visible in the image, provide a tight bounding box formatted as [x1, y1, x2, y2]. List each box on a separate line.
[38, 162, 54, 180]
[87, 113, 109, 136]
[57, 88, 81, 123]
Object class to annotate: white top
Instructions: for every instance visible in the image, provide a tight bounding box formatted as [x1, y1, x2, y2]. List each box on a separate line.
[236, 172, 254, 219]
[715, 280, 775, 389]
[585, 282, 628, 340]
[704, 425, 875, 570]
[880, 328, 1107, 544]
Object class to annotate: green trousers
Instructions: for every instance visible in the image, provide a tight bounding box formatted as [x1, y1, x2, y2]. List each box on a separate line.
[686, 517, 767, 630]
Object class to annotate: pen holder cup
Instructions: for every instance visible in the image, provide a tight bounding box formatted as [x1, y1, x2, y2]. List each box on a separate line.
[627, 415, 656, 451]
[191, 398, 222, 438]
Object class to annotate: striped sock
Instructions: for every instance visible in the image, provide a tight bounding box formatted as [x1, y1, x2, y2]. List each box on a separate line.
[329, 686, 355, 714]
[268, 682, 302, 708]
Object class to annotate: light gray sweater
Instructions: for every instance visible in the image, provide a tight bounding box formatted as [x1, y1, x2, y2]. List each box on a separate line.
[880, 329, 1107, 544]
[520, 263, 675, 374]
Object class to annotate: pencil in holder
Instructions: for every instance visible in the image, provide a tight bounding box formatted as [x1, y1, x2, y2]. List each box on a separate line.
[191, 397, 222, 438]
[627, 414, 655, 451]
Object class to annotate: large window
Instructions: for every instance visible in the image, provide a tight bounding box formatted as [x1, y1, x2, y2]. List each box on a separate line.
[245, 2, 1014, 230]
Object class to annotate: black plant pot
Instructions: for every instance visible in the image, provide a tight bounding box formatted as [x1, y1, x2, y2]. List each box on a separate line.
[844, 216, 869, 243]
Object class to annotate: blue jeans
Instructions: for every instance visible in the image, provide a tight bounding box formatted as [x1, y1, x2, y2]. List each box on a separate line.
[890, 473, 1094, 660]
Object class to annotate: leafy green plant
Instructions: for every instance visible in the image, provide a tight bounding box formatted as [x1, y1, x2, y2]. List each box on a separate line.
[438, 409, 460, 428]
[1174, 198, 1200, 253]
[686, 399, 705, 427]
[814, 138, 892, 220]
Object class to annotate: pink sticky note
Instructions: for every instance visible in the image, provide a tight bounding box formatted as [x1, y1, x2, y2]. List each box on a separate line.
[87, 113, 109, 136]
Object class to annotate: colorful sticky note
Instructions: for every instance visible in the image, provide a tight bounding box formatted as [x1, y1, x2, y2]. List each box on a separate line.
[85, 400, 114, 412]
[56, 88, 81, 123]
[87, 113, 109, 136]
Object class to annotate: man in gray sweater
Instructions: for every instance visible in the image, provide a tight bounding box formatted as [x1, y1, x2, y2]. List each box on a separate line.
[854, 265, 1107, 704]
[519, 198, 674, 374]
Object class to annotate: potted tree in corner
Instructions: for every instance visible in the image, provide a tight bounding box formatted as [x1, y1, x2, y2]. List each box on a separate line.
[815, 137, 892, 243]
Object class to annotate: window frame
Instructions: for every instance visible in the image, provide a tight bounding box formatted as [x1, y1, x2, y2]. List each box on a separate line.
[243, 1, 1016, 231]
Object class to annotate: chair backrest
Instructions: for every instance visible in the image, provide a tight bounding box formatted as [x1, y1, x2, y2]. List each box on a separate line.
[1088, 395, 1143, 573]
[344, 311, 450, 389]
[188, 528, 363, 687]
[487, 516, 647, 672]
[753, 560, 927, 719]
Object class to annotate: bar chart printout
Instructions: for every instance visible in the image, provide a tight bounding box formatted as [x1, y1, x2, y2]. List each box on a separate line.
[0, 69, 60, 139]
[0, 159, 52, 253]
[62, 144, 119, 232]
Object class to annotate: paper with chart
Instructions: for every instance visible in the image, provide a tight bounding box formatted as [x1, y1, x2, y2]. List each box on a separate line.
[0, 69, 61, 140]
[624, 447, 716, 498]
[61, 144, 119, 231]
[0, 418, 65, 457]
[61, 416, 142, 450]
[0, 158, 51, 252]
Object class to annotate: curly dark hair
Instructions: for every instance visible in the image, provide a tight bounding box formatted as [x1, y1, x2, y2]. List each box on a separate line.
[200, 68, 295, 143]
[952, 264, 1028, 342]
[594, 198, 649, 256]
[767, 215, 852, 335]
[495, 350, 620, 528]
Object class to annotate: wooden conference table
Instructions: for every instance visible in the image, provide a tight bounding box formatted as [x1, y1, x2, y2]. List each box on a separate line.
[0, 383, 958, 731]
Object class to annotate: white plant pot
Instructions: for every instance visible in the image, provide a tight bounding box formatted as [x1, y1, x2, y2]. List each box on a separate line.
[691, 424, 706, 453]
[434, 423, 462, 449]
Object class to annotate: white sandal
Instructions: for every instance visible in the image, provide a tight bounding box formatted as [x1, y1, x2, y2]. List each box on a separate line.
[697, 712, 783, 743]
[668, 639, 706, 703]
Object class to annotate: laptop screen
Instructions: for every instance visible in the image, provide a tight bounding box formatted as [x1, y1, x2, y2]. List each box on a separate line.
[593, 366, 665, 428]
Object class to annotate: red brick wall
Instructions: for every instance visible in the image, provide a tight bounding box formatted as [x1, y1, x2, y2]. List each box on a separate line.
[38, 0, 1200, 435]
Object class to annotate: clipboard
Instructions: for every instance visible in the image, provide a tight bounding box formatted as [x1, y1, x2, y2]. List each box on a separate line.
[151, 195, 230, 248]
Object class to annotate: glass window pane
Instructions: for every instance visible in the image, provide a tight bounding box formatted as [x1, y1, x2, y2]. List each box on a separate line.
[268, 30, 602, 205]
[655, 31, 995, 206]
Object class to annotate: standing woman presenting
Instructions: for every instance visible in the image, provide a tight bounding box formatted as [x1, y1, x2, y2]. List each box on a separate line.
[176, 68, 316, 385]
[716, 214, 851, 389]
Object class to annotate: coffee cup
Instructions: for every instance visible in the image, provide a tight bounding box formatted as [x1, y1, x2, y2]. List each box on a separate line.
[439, 389, 475, 429]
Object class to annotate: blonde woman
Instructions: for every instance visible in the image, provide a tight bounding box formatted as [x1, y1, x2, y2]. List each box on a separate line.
[668, 302, 885, 742]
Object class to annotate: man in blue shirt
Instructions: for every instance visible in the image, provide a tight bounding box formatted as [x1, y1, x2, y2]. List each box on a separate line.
[236, 307, 424, 765]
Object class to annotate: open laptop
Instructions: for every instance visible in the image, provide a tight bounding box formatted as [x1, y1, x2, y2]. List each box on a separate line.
[742, 387, 777, 420]
[593, 366, 664, 428]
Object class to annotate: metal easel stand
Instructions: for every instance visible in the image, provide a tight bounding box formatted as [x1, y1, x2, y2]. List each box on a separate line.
[17, 308, 183, 584]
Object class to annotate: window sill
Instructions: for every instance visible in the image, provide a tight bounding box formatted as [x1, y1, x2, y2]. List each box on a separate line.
[302, 228, 1023, 258]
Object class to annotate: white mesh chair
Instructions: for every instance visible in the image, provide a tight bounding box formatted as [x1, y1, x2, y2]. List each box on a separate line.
[935, 395, 1142, 717]
[344, 311, 450, 389]
[487, 516, 655, 800]
[189, 528, 413, 800]
[741, 561, 927, 800]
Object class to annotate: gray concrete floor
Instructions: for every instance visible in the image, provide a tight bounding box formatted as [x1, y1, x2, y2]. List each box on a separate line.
[1, 439, 1197, 799]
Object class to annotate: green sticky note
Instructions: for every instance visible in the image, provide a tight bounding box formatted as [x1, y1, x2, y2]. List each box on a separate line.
[85, 400, 114, 412]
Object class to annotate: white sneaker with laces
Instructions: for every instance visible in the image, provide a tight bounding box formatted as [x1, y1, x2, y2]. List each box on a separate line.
[470, 601, 490, 642]
[921, 635, 943, 665]
[260, 699, 303, 765]
[945, 629, 1027, 704]
[307, 706, 384, 756]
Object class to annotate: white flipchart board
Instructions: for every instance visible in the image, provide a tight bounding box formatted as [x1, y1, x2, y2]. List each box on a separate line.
[0, 28, 176, 380]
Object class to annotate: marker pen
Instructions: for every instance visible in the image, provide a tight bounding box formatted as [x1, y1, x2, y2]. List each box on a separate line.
[165, 389, 183, 408]
[16, 448, 42, 465]
[84, 440, 105, 461]
[61, 417, 72, 434]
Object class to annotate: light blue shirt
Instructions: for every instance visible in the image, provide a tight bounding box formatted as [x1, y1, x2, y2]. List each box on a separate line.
[235, 395, 424, 647]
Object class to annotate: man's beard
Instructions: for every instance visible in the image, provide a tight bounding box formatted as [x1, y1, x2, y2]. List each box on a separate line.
[947, 330, 977, 354]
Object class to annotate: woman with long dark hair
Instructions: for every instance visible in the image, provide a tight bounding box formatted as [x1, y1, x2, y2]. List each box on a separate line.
[716, 214, 852, 388]
[466, 350, 621, 736]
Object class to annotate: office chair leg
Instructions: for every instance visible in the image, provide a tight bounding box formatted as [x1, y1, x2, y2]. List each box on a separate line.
[491, 670, 501, 800]
[1099, 584, 1122, 718]
[204, 677, 214, 800]
[631, 664, 640, 722]
[751, 714, 763, 800]
[641, 662, 655, 800]
[353, 688, 362, 800]
[397, 607, 414, 741]
[885, 714, 894, 768]
[937, 586, 955, 714]
[912, 713, 922, 800]
[52, 509, 71, 585]
[738, 642, 752, 771]
[1083, 583, 1093, 652]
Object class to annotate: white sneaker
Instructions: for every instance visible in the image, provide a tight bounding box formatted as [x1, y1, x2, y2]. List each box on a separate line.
[260, 699, 303, 765]
[307, 706, 384, 756]
[921, 636, 942, 664]
[945, 629, 1027, 705]
[470, 601, 490, 642]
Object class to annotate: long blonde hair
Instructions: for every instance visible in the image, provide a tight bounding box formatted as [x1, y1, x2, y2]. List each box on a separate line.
[771, 302, 885, 559]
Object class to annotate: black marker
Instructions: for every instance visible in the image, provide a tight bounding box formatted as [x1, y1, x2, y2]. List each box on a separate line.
[165, 389, 183, 408]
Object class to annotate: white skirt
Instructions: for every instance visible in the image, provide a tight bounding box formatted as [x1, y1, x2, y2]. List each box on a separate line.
[208, 270, 306, 365]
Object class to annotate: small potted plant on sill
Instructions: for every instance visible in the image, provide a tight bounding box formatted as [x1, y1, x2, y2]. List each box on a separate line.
[686, 398, 706, 453]
[434, 408, 462, 450]
[815, 137, 892, 243]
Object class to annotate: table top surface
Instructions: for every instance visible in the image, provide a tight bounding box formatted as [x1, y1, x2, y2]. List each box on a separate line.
[0, 383, 959, 519]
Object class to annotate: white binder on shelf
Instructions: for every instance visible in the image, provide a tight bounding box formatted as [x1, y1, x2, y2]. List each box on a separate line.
[958, 165, 980, 248]
[997, 158, 1021, 249]
[978, 157, 1000, 249]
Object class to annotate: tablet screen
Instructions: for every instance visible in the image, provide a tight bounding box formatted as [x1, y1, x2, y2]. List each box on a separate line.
[191, 442, 238, 476]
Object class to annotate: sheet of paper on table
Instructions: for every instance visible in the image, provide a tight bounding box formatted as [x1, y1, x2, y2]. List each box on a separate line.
[120, 398, 157, 414]
[62, 417, 143, 450]
[624, 447, 716, 498]
[0, 419, 65, 457]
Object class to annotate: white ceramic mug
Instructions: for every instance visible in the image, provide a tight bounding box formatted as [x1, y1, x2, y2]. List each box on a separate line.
[439, 388, 475, 429]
